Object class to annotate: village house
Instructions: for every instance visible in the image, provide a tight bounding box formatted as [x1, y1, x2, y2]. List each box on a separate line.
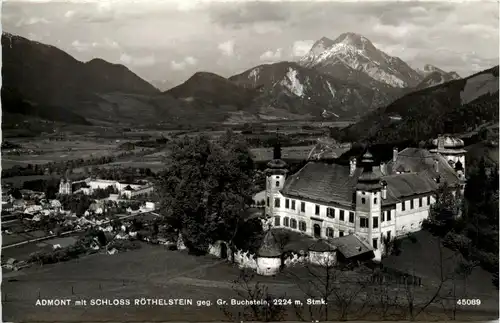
[263, 135, 466, 260]
[59, 177, 153, 198]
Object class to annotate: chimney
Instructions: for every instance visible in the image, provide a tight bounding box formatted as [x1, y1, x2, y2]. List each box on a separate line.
[381, 180, 387, 199]
[393, 148, 398, 162]
[380, 162, 387, 175]
[434, 159, 439, 173]
[349, 157, 357, 176]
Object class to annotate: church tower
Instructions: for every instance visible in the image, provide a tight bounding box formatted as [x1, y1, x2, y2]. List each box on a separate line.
[58, 169, 72, 195]
[355, 151, 382, 252]
[264, 143, 288, 230]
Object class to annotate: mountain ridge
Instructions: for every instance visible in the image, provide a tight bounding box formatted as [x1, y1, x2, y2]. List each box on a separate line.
[299, 32, 424, 89]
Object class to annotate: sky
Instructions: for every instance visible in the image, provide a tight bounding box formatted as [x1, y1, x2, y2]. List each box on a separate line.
[2, 0, 499, 89]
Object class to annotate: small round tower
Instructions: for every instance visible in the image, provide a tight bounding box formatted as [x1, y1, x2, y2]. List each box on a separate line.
[256, 230, 282, 276]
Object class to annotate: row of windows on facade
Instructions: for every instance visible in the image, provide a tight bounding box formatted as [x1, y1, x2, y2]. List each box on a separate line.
[268, 198, 391, 228]
[268, 195, 431, 214]
[274, 216, 307, 232]
[274, 215, 384, 249]
[274, 216, 347, 237]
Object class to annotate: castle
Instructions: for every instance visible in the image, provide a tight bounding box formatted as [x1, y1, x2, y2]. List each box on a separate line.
[263, 136, 466, 259]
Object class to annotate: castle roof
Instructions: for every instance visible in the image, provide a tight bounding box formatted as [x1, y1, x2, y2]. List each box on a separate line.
[281, 148, 461, 207]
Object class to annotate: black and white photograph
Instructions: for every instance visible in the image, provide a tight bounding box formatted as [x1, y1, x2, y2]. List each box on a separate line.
[1, 0, 499, 321]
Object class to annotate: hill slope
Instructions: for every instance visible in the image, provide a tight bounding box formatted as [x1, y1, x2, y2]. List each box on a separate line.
[416, 64, 462, 90]
[1, 33, 161, 124]
[341, 66, 499, 144]
[229, 61, 400, 119]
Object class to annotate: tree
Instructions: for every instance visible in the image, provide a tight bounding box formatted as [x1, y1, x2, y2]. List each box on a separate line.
[157, 131, 255, 253]
[423, 182, 461, 236]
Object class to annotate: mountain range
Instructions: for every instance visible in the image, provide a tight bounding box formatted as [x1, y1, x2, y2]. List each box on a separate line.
[1, 32, 495, 132]
[341, 66, 499, 144]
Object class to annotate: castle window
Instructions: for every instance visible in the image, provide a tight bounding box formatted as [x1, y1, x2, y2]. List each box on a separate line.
[275, 181, 280, 188]
[327, 208, 335, 218]
[373, 238, 378, 249]
[349, 212, 354, 223]
[339, 231, 344, 237]
[315, 205, 320, 215]
[410, 199, 414, 209]
[427, 196, 431, 205]
[326, 227, 334, 238]
[386, 231, 391, 241]
[387, 211, 392, 221]
[284, 217, 289, 227]
[373, 217, 379, 228]
[419, 198, 423, 208]
[300, 202, 305, 212]
[290, 219, 297, 229]
[382, 211, 385, 222]
[266, 197, 269, 207]
[274, 216, 280, 226]
[285, 199, 290, 209]
[360, 217, 368, 228]
[291, 200, 296, 210]
[274, 198, 280, 208]
[374, 198, 378, 204]
[402, 201, 406, 211]
[299, 221, 307, 232]
[339, 210, 345, 221]
[361, 198, 366, 204]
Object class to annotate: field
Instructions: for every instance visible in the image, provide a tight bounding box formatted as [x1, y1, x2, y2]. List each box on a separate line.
[1, 138, 124, 169]
[2, 237, 499, 322]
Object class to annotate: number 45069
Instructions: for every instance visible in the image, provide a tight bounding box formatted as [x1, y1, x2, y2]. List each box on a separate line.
[457, 299, 481, 306]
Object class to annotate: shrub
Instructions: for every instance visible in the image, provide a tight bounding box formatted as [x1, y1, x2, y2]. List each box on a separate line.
[108, 239, 141, 252]
[443, 232, 472, 254]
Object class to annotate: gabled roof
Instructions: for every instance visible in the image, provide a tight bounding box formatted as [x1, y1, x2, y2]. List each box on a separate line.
[387, 148, 460, 186]
[382, 173, 438, 205]
[329, 234, 374, 259]
[308, 239, 336, 252]
[281, 162, 363, 208]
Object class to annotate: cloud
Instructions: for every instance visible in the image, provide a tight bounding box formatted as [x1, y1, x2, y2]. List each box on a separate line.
[120, 53, 156, 67]
[208, 1, 290, 28]
[292, 40, 313, 57]
[71, 40, 91, 52]
[218, 40, 235, 56]
[170, 56, 198, 71]
[64, 10, 75, 18]
[15, 17, 50, 26]
[71, 39, 120, 52]
[259, 48, 282, 61]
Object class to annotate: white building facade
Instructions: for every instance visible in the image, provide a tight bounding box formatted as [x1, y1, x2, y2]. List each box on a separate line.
[264, 137, 465, 259]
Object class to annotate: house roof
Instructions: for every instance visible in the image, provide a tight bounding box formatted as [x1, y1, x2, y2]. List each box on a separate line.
[329, 234, 374, 259]
[308, 239, 336, 252]
[387, 148, 461, 186]
[381, 173, 439, 205]
[281, 162, 364, 208]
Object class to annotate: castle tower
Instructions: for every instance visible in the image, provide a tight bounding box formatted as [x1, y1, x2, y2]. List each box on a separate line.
[430, 135, 467, 175]
[264, 143, 288, 229]
[355, 151, 382, 252]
